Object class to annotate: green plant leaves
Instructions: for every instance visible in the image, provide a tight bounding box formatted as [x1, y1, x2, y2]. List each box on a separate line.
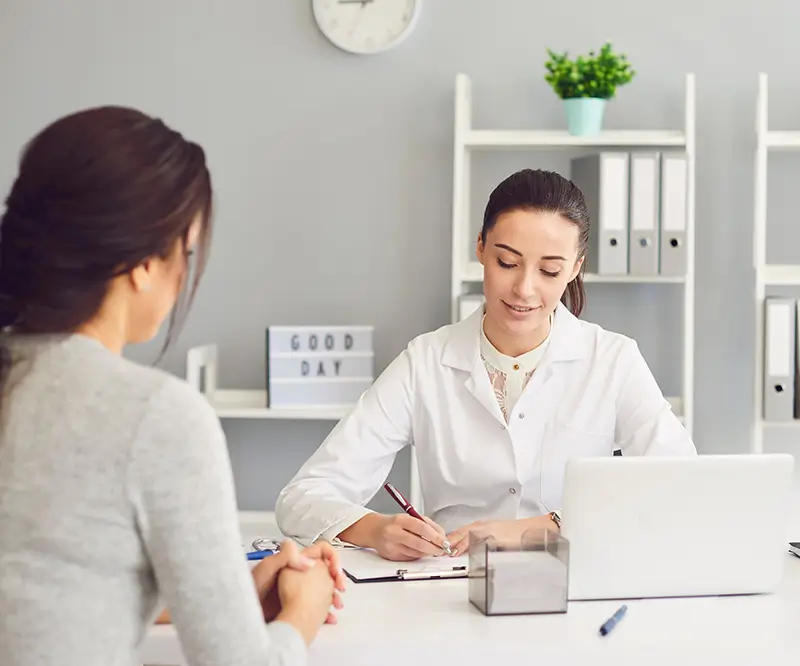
[544, 42, 635, 100]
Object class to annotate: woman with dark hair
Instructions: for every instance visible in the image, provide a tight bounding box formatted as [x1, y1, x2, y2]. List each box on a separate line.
[0, 107, 344, 666]
[276, 168, 697, 561]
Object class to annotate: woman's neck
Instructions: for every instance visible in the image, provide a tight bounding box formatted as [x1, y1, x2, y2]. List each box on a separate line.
[482, 314, 551, 358]
[74, 304, 128, 355]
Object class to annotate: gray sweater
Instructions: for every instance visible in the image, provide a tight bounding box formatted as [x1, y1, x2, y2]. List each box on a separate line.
[0, 334, 306, 666]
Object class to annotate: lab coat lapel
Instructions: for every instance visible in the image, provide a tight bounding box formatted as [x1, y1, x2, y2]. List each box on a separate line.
[441, 305, 507, 427]
[465, 356, 507, 426]
[517, 302, 588, 414]
[514, 302, 589, 484]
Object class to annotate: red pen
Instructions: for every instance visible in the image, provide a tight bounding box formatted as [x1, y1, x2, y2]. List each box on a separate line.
[383, 482, 452, 554]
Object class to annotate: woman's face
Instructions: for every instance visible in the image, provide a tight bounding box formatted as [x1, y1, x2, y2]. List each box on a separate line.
[477, 208, 583, 348]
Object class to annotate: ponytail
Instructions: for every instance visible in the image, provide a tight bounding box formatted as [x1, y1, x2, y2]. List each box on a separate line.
[561, 271, 586, 318]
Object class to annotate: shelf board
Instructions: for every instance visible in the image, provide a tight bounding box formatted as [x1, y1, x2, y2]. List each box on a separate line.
[759, 420, 800, 428]
[460, 262, 685, 284]
[463, 129, 686, 149]
[759, 264, 800, 286]
[765, 131, 800, 149]
[210, 390, 351, 420]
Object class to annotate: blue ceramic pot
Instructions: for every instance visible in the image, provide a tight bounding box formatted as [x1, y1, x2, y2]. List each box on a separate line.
[563, 98, 606, 136]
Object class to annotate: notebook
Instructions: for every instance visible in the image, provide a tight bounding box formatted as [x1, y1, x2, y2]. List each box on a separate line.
[339, 548, 470, 583]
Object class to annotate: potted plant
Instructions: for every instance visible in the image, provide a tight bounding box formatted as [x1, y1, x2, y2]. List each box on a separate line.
[544, 42, 635, 136]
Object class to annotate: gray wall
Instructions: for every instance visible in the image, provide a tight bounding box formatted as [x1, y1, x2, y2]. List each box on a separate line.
[1, 0, 799, 512]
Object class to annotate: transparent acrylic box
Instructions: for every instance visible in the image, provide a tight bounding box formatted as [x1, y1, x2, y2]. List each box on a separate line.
[468, 527, 569, 616]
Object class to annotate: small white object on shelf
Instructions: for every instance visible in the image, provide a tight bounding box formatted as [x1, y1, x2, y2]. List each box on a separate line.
[186, 344, 352, 421]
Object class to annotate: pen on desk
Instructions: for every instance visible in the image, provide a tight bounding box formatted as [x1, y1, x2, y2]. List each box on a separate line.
[599, 604, 627, 636]
[383, 482, 453, 555]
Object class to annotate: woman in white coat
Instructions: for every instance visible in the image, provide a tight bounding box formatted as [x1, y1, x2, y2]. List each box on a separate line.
[275, 168, 697, 562]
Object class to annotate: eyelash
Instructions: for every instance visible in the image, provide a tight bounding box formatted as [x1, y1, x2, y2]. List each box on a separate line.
[496, 258, 560, 278]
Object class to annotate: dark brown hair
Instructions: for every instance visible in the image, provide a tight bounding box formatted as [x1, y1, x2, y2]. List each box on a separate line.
[0, 105, 213, 390]
[480, 168, 589, 317]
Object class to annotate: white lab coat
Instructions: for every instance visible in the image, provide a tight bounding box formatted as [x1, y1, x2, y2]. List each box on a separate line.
[275, 302, 696, 542]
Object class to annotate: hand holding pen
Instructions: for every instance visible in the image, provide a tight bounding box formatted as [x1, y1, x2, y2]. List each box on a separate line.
[371, 483, 452, 561]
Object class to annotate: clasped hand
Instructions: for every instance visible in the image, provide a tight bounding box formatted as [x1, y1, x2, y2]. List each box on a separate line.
[252, 539, 346, 625]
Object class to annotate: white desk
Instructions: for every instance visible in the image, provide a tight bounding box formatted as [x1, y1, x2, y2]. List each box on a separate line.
[142, 500, 800, 666]
[143, 555, 800, 665]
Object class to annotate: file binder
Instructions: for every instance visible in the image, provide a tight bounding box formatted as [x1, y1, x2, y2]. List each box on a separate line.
[339, 548, 469, 583]
[658, 153, 688, 276]
[795, 301, 800, 419]
[628, 152, 660, 277]
[570, 152, 629, 275]
[764, 297, 795, 422]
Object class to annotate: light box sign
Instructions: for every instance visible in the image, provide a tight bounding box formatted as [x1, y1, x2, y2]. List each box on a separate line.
[266, 325, 374, 408]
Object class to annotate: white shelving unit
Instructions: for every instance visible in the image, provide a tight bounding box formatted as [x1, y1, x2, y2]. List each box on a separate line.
[448, 72, 697, 434]
[752, 73, 800, 452]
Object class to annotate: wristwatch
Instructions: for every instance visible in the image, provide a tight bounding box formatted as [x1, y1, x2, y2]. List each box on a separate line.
[548, 510, 562, 529]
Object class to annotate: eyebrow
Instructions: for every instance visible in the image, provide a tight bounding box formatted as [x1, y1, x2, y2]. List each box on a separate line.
[494, 243, 567, 262]
[494, 243, 523, 257]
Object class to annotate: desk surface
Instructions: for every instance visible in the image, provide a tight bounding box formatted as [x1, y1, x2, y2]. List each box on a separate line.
[142, 552, 800, 666]
[142, 497, 800, 666]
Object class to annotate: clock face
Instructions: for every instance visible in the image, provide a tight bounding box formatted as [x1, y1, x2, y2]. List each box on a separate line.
[312, 0, 421, 55]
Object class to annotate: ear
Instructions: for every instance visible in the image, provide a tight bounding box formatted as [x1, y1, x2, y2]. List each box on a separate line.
[569, 255, 585, 281]
[130, 260, 154, 293]
[475, 232, 485, 264]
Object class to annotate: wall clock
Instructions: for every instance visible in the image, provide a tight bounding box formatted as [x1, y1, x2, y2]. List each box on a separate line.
[312, 0, 422, 55]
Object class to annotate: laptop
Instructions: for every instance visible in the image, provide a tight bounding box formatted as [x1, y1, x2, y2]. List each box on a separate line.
[560, 453, 795, 601]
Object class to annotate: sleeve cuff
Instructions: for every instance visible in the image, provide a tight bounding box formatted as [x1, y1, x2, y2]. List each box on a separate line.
[318, 507, 374, 544]
[267, 620, 308, 665]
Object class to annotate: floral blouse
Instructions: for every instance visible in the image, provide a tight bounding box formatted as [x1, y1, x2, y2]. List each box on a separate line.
[479, 317, 551, 422]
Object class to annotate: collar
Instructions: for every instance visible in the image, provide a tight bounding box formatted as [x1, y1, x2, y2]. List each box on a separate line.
[441, 300, 587, 372]
[479, 313, 551, 374]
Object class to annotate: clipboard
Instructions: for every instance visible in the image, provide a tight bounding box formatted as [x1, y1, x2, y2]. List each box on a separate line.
[338, 547, 469, 583]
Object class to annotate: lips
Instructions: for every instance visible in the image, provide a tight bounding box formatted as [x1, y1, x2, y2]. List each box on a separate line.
[502, 300, 538, 314]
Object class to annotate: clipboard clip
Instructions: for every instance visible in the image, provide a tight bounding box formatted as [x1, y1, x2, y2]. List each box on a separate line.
[396, 566, 468, 580]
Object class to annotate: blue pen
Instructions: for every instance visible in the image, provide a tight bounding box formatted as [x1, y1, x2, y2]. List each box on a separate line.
[246, 549, 275, 561]
[599, 604, 627, 636]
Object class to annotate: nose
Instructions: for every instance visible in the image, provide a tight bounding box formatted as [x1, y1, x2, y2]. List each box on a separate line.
[512, 268, 538, 301]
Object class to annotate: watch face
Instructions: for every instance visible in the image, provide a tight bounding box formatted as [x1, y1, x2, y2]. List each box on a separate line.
[312, 0, 421, 55]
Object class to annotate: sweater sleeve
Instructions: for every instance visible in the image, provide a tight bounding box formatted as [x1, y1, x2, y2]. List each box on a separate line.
[127, 378, 307, 666]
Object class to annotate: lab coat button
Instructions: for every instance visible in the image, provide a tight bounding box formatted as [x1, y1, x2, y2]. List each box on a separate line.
[518, 412, 525, 419]
[509, 487, 517, 494]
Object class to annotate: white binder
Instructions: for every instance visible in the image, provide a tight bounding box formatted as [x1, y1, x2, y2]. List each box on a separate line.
[658, 153, 688, 277]
[764, 297, 796, 422]
[628, 152, 660, 276]
[570, 152, 630, 275]
[796, 301, 800, 419]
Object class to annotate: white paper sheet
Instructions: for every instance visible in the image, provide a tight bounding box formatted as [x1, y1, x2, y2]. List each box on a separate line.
[339, 548, 469, 581]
